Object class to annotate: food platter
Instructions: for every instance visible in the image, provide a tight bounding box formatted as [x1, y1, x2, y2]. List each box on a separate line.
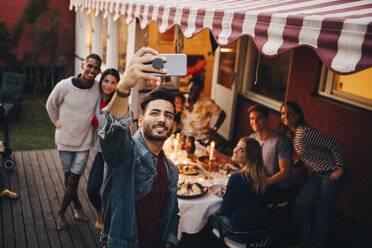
[177, 182, 208, 199]
[177, 163, 206, 176]
[209, 184, 226, 197]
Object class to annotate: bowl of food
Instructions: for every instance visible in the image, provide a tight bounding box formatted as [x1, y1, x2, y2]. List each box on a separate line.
[177, 163, 205, 176]
[210, 184, 226, 197]
[196, 156, 223, 171]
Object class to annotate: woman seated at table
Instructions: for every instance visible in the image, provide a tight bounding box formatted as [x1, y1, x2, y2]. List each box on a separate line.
[208, 137, 269, 240]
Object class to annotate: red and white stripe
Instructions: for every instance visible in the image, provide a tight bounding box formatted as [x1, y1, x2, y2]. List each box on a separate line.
[69, 0, 372, 74]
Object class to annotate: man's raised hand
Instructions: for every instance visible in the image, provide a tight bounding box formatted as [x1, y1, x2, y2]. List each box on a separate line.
[117, 47, 167, 92]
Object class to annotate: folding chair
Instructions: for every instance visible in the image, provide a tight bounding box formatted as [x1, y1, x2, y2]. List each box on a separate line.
[0, 72, 26, 118]
[210, 214, 276, 248]
[0, 72, 26, 169]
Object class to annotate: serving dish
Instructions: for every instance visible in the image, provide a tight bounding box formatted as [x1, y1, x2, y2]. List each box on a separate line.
[177, 163, 206, 176]
[177, 182, 208, 199]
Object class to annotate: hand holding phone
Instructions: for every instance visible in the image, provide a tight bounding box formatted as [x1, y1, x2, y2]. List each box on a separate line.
[145, 54, 187, 76]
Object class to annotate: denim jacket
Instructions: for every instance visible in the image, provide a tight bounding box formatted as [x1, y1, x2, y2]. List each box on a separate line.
[98, 108, 180, 248]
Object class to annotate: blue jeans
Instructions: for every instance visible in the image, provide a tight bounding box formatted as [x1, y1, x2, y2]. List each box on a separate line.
[294, 170, 348, 248]
[58, 150, 90, 175]
[87, 152, 104, 211]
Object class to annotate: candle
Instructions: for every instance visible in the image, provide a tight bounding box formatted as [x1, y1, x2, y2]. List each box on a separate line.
[174, 139, 178, 154]
[170, 152, 176, 160]
[209, 141, 215, 161]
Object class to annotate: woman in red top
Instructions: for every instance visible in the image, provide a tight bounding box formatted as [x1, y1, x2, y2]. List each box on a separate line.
[87, 68, 119, 230]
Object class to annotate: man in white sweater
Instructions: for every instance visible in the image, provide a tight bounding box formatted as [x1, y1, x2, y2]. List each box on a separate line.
[46, 54, 101, 230]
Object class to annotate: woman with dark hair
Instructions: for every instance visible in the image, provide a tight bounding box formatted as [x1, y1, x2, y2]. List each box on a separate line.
[209, 138, 268, 240]
[87, 68, 120, 230]
[280, 101, 348, 248]
[173, 92, 185, 133]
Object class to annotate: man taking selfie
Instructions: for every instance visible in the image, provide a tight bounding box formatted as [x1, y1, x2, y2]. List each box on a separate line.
[99, 47, 179, 248]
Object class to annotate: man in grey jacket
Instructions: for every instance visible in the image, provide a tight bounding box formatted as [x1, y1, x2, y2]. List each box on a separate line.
[99, 47, 179, 248]
[46, 54, 101, 230]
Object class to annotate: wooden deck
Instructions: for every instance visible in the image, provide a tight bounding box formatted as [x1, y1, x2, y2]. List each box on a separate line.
[0, 149, 102, 248]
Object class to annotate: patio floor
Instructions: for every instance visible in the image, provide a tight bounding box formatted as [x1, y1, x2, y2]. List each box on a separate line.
[0, 149, 101, 248]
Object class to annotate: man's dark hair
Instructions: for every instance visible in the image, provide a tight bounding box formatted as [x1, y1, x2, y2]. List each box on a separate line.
[85, 53, 102, 66]
[141, 87, 175, 114]
[174, 92, 185, 103]
[188, 76, 204, 91]
[247, 104, 269, 118]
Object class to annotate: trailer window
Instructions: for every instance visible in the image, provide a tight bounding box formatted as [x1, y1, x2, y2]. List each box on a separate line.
[240, 39, 292, 111]
[318, 66, 372, 111]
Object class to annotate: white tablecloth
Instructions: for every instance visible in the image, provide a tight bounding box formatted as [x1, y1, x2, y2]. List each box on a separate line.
[177, 191, 223, 239]
[177, 172, 229, 239]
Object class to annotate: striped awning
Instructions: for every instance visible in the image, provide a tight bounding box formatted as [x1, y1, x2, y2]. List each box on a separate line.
[69, 0, 372, 74]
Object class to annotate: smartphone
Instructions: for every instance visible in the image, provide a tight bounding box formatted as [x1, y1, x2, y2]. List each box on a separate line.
[145, 54, 187, 76]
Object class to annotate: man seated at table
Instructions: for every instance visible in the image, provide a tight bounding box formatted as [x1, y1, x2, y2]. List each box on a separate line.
[247, 104, 294, 204]
[181, 75, 226, 145]
[99, 47, 179, 248]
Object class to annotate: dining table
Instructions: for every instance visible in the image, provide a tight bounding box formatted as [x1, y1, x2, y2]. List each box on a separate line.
[163, 136, 233, 239]
[177, 171, 229, 239]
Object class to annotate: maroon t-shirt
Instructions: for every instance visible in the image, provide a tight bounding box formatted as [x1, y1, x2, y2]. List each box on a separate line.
[135, 154, 168, 248]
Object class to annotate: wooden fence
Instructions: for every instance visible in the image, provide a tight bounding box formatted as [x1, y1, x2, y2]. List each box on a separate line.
[0, 66, 74, 93]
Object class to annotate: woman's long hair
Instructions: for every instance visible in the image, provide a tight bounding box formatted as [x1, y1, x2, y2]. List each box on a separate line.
[239, 138, 268, 193]
[99, 68, 120, 103]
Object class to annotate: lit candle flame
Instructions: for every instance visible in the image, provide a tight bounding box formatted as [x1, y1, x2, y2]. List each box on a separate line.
[174, 139, 178, 154]
[209, 141, 215, 161]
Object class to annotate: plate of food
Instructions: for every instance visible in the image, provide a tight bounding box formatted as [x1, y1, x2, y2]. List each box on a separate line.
[177, 182, 208, 199]
[177, 163, 206, 176]
[209, 184, 226, 197]
[219, 163, 240, 176]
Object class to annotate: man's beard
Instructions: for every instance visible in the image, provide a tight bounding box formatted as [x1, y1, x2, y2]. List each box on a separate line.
[142, 122, 173, 141]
